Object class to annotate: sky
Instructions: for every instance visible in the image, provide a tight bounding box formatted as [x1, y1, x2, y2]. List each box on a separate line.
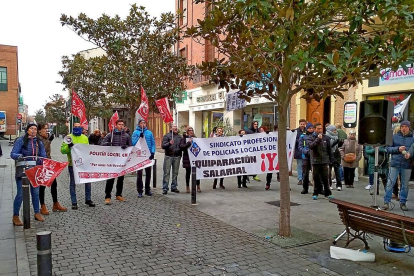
[1, 0, 176, 115]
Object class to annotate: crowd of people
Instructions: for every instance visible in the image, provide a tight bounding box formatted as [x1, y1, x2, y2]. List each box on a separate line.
[8, 116, 414, 226]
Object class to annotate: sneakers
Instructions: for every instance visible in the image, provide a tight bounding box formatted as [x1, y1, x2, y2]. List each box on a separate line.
[171, 189, 180, 193]
[332, 179, 337, 183]
[337, 187, 342, 191]
[85, 200, 96, 207]
[138, 193, 143, 198]
[116, 196, 126, 202]
[12, 216, 23, 226]
[162, 190, 168, 195]
[325, 195, 334, 200]
[365, 184, 372, 190]
[40, 204, 50, 215]
[312, 195, 318, 200]
[52, 202, 67, 212]
[298, 180, 303, 185]
[34, 213, 45, 222]
[265, 184, 270, 190]
[72, 204, 78, 210]
[301, 189, 308, 194]
[105, 198, 112, 205]
[145, 191, 153, 196]
[330, 186, 334, 190]
[383, 203, 389, 210]
[400, 203, 408, 211]
[253, 176, 261, 181]
[220, 185, 226, 189]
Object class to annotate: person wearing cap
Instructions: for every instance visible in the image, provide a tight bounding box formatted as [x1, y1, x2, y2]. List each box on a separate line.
[339, 129, 362, 189]
[131, 119, 155, 197]
[61, 122, 96, 210]
[298, 122, 314, 194]
[383, 120, 414, 211]
[10, 123, 47, 225]
[326, 125, 342, 191]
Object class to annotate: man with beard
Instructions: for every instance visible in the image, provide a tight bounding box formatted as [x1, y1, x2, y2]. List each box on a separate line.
[308, 123, 333, 200]
[298, 122, 314, 194]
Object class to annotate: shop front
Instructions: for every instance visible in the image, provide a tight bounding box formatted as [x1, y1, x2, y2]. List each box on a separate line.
[243, 103, 280, 131]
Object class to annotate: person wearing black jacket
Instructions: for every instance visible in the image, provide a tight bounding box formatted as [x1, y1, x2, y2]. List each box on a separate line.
[161, 124, 182, 194]
[298, 123, 314, 194]
[88, 129, 101, 145]
[245, 121, 261, 181]
[308, 123, 333, 200]
[180, 126, 200, 193]
[294, 119, 307, 185]
[101, 120, 132, 205]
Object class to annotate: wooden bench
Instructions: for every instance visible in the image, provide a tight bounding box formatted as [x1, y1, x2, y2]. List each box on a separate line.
[330, 198, 414, 249]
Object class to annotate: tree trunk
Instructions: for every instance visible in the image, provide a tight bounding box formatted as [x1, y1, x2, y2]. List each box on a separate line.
[277, 90, 291, 237]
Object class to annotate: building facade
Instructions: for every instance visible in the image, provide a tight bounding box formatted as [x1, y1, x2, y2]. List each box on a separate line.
[0, 45, 19, 136]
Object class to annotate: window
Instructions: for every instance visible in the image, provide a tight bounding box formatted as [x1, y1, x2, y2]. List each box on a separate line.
[178, 0, 188, 26]
[179, 46, 188, 62]
[0, 67, 7, 91]
[205, 39, 215, 62]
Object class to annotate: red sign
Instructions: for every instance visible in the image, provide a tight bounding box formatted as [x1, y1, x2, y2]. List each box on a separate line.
[17, 114, 22, 120]
[155, 97, 174, 123]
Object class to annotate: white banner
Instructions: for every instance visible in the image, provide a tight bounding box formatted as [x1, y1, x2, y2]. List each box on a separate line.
[188, 131, 296, 179]
[71, 138, 154, 184]
[226, 91, 246, 111]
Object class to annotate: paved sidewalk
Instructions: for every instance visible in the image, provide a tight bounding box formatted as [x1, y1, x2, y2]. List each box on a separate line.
[2, 138, 414, 275]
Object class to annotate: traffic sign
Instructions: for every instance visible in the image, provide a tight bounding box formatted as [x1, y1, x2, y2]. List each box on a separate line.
[17, 119, 21, 124]
[17, 114, 22, 120]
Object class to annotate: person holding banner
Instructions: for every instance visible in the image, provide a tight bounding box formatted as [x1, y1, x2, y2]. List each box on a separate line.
[180, 126, 201, 193]
[132, 119, 155, 197]
[10, 123, 47, 225]
[37, 122, 67, 214]
[245, 121, 261, 182]
[102, 119, 132, 204]
[212, 127, 226, 189]
[161, 124, 182, 194]
[61, 122, 96, 210]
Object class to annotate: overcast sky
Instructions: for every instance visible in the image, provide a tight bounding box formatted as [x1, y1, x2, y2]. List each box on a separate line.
[1, 0, 175, 115]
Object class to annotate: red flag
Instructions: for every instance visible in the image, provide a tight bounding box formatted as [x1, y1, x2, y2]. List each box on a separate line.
[155, 97, 174, 123]
[71, 89, 88, 129]
[25, 159, 69, 188]
[108, 111, 119, 132]
[136, 87, 149, 121]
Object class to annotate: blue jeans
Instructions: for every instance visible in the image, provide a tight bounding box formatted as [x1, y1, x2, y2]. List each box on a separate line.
[384, 167, 411, 204]
[163, 156, 181, 192]
[339, 165, 344, 181]
[296, 159, 303, 181]
[68, 166, 91, 204]
[14, 177, 40, 216]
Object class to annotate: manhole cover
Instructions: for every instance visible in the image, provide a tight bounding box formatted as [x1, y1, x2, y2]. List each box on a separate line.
[0, 165, 7, 168]
[266, 200, 300, 207]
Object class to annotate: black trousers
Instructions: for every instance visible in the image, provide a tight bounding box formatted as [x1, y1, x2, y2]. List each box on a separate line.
[105, 176, 124, 199]
[213, 178, 224, 186]
[329, 163, 342, 188]
[302, 161, 311, 192]
[237, 175, 248, 187]
[343, 167, 356, 186]
[39, 179, 58, 204]
[312, 164, 331, 196]
[137, 167, 152, 194]
[185, 167, 200, 186]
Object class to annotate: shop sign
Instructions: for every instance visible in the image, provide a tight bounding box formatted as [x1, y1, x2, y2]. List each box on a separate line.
[379, 65, 414, 86]
[196, 91, 225, 103]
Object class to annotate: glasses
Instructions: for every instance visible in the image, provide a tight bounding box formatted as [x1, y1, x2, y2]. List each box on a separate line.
[188, 129, 194, 131]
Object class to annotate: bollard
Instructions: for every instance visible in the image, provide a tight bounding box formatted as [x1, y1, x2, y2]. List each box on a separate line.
[37, 231, 52, 276]
[191, 166, 197, 205]
[152, 159, 157, 188]
[22, 176, 30, 229]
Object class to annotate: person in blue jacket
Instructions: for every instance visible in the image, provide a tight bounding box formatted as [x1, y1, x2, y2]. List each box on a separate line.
[10, 123, 47, 225]
[132, 119, 155, 197]
[383, 120, 414, 211]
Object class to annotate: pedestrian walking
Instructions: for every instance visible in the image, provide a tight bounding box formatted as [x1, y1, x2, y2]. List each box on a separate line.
[161, 123, 182, 194]
[325, 125, 342, 191]
[298, 122, 314, 194]
[212, 127, 226, 189]
[383, 121, 414, 211]
[10, 123, 47, 225]
[101, 119, 132, 204]
[308, 123, 333, 200]
[180, 126, 201, 193]
[339, 130, 362, 189]
[37, 122, 67, 215]
[61, 122, 96, 210]
[88, 129, 101, 145]
[294, 119, 307, 186]
[131, 119, 155, 198]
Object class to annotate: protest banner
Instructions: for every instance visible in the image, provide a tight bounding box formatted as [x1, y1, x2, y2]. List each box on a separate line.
[25, 159, 69, 188]
[187, 131, 296, 179]
[71, 138, 154, 184]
